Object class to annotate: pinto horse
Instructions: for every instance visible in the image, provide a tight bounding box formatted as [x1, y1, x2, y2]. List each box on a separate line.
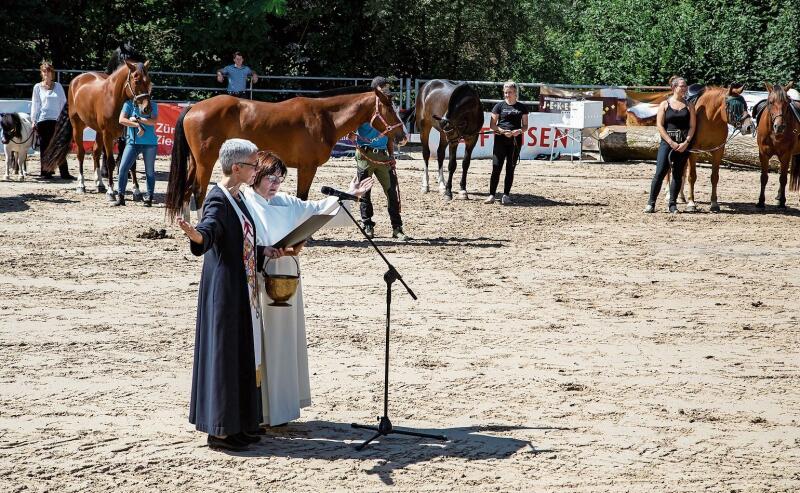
[1, 112, 35, 181]
[415, 80, 483, 200]
[755, 82, 800, 208]
[165, 89, 407, 219]
[680, 85, 756, 212]
[41, 60, 152, 198]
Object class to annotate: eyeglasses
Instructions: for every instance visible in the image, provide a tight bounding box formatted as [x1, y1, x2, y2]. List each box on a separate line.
[265, 174, 285, 184]
[235, 162, 257, 169]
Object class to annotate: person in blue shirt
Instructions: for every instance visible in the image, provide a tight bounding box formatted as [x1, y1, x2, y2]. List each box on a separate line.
[216, 52, 259, 97]
[114, 98, 159, 206]
[353, 76, 409, 241]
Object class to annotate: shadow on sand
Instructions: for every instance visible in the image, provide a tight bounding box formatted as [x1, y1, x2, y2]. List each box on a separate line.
[0, 193, 78, 214]
[218, 421, 568, 485]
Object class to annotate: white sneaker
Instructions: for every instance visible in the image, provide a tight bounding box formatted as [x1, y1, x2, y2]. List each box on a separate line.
[643, 204, 655, 213]
[483, 195, 496, 204]
[501, 194, 513, 205]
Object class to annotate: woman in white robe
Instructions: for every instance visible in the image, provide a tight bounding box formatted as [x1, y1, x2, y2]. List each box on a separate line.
[242, 151, 373, 427]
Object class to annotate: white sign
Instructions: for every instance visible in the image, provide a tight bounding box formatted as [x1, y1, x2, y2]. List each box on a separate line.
[425, 111, 581, 159]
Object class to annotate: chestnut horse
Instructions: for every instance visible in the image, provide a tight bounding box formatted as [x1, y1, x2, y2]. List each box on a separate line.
[416, 80, 483, 200]
[755, 82, 800, 208]
[680, 85, 756, 212]
[165, 89, 407, 218]
[41, 60, 152, 198]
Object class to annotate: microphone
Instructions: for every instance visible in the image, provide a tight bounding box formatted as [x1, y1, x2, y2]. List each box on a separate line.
[320, 186, 364, 203]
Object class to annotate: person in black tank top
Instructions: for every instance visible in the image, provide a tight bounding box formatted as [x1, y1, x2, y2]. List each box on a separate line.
[645, 76, 696, 213]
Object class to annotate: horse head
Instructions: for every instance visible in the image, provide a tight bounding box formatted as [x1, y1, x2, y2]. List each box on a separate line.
[725, 84, 755, 135]
[433, 114, 464, 144]
[125, 60, 153, 115]
[372, 88, 408, 146]
[764, 81, 793, 138]
[0, 113, 21, 145]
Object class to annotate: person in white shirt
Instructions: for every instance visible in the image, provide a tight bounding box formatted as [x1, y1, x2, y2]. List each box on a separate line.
[242, 151, 372, 429]
[31, 61, 74, 180]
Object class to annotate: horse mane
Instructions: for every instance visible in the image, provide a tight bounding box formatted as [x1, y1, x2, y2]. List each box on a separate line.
[105, 42, 146, 74]
[0, 112, 21, 134]
[770, 83, 789, 104]
[447, 83, 479, 116]
[309, 85, 372, 98]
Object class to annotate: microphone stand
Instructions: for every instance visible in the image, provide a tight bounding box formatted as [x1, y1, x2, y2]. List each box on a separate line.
[336, 198, 448, 450]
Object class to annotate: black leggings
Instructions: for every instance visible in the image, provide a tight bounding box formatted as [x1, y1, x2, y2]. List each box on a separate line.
[490, 134, 521, 195]
[649, 140, 688, 207]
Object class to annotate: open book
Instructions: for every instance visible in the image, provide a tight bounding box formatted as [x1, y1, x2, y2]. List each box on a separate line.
[271, 199, 340, 248]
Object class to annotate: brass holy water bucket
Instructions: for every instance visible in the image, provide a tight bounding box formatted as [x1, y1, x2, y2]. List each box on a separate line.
[264, 256, 300, 307]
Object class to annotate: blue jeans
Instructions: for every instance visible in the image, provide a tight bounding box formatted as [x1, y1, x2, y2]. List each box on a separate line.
[118, 143, 156, 196]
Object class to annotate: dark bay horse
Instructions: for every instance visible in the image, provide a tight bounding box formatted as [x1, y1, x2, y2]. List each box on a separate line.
[415, 80, 483, 200]
[42, 60, 152, 197]
[165, 89, 407, 218]
[680, 85, 756, 212]
[755, 82, 800, 208]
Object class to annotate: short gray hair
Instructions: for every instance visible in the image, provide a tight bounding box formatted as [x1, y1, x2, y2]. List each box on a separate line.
[218, 138, 258, 175]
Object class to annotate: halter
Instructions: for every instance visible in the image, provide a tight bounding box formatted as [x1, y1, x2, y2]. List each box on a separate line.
[369, 95, 404, 138]
[125, 66, 151, 103]
[725, 95, 749, 130]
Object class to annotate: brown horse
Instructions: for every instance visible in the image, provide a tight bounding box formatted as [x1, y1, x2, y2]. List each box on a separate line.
[42, 60, 152, 198]
[755, 82, 800, 208]
[416, 80, 484, 200]
[164, 89, 407, 218]
[681, 85, 756, 212]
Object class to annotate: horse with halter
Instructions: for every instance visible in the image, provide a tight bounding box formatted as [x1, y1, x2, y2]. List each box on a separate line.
[679, 84, 756, 212]
[1, 112, 36, 181]
[41, 54, 152, 199]
[164, 88, 407, 219]
[754, 82, 800, 208]
[415, 80, 484, 200]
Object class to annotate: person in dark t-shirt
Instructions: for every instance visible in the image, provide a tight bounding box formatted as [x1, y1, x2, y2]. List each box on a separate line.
[487, 81, 528, 205]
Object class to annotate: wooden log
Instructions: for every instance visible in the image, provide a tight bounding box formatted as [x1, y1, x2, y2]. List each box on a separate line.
[597, 125, 780, 170]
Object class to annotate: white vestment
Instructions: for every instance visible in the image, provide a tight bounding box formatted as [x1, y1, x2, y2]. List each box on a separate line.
[242, 188, 351, 425]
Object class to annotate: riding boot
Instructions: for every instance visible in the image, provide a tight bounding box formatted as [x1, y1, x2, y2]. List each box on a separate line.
[111, 194, 126, 207]
[59, 164, 76, 180]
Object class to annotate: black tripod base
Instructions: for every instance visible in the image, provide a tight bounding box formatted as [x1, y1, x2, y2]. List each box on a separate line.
[351, 416, 448, 450]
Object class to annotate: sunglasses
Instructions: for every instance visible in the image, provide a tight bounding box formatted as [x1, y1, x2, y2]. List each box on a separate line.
[264, 174, 285, 184]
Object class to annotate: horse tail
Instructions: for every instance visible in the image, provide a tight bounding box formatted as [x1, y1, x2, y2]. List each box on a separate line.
[165, 106, 192, 220]
[790, 154, 800, 192]
[41, 102, 72, 172]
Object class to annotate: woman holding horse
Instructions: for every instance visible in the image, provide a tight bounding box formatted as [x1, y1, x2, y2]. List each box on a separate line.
[114, 94, 159, 206]
[487, 81, 528, 205]
[645, 76, 696, 214]
[241, 151, 372, 429]
[31, 62, 74, 180]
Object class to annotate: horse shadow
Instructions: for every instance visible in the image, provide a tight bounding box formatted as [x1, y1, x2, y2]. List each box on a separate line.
[221, 421, 564, 485]
[0, 193, 78, 214]
[482, 193, 607, 208]
[722, 201, 800, 216]
[310, 236, 509, 249]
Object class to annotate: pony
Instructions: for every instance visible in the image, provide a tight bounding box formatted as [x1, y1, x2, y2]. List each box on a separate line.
[1, 112, 35, 181]
[415, 80, 484, 200]
[755, 82, 800, 208]
[41, 57, 152, 198]
[165, 89, 407, 219]
[680, 84, 756, 212]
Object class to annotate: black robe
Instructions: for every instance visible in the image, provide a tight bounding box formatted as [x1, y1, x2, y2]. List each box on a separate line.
[188, 185, 264, 436]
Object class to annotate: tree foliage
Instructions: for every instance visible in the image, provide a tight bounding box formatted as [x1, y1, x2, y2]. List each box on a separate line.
[1, 0, 798, 95]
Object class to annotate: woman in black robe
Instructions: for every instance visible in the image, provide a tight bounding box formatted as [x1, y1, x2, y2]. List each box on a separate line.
[177, 139, 287, 451]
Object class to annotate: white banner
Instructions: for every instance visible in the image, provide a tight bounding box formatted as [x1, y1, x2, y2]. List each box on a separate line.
[425, 111, 581, 159]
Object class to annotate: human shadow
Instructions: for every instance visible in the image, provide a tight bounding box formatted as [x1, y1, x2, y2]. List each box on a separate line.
[722, 201, 800, 216]
[221, 421, 566, 485]
[478, 192, 607, 208]
[309, 236, 509, 249]
[0, 193, 78, 214]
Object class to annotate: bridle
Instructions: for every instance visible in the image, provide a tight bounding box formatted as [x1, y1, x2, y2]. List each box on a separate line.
[125, 66, 151, 103]
[725, 95, 751, 131]
[369, 95, 405, 139]
[1, 119, 35, 146]
[766, 97, 790, 134]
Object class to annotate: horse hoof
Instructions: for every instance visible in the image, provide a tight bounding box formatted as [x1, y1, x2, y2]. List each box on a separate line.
[457, 191, 469, 200]
[443, 192, 453, 201]
[132, 192, 143, 202]
[710, 203, 720, 212]
[106, 192, 117, 202]
[756, 202, 765, 209]
[776, 202, 787, 209]
[685, 203, 696, 212]
[76, 186, 86, 194]
[97, 185, 107, 194]
[421, 186, 429, 193]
